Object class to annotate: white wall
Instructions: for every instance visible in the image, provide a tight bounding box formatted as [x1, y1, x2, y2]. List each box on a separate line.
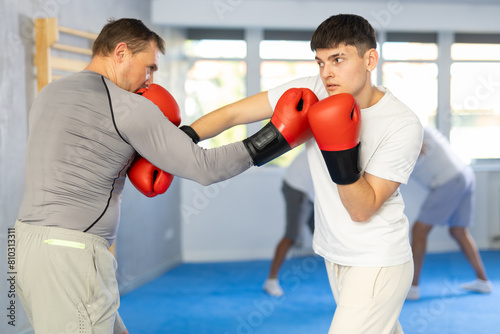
[181, 167, 287, 262]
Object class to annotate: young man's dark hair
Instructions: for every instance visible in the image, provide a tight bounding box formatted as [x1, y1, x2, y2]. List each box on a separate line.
[310, 14, 377, 57]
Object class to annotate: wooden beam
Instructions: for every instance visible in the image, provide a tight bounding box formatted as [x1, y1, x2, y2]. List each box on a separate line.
[50, 56, 89, 73]
[34, 18, 96, 91]
[52, 43, 93, 56]
[58, 25, 98, 40]
[34, 17, 59, 92]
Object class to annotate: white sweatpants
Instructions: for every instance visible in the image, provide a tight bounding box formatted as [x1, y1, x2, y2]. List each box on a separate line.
[325, 259, 413, 334]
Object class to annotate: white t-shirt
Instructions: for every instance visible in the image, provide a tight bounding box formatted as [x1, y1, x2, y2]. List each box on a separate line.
[411, 127, 465, 189]
[284, 150, 314, 201]
[268, 75, 423, 267]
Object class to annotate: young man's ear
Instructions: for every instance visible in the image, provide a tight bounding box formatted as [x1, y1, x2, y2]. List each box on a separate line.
[365, 48, 379, 72]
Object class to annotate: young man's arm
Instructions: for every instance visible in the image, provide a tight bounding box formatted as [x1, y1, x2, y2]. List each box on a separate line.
[190, 91, 273, 141]
[338, 174, 400, 222]
[338, 122, 423, 222]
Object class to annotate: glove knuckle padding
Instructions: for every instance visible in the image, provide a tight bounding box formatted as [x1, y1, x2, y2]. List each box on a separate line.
[128, 84, 180, 197]
[308, 93, 361, 185]
[270, 88, 318, 148]
[128, 157, 156, 197]
[153, 170, 174, 195]
[136, 84, 181, 126]
[128, 156, 174, 197]
[244, 88, 318, 166]
[309, 93, 360, 151]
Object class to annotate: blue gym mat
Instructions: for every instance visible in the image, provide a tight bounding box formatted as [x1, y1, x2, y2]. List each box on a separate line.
[119, 251, 499, 334]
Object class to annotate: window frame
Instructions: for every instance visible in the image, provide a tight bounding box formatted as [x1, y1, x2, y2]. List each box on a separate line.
[183, 28, 500, 164]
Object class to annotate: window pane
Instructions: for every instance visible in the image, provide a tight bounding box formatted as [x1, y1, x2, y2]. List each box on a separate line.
[451, 43, 500, 61]
[260, 40, 314, 60]
[382, 62, 438, 126]
[382, 42, 438, 60]
[185, 40, 247, 58]
[450, 62, 500, 162]
[260, 60, 318, 91]
[185, 60, 247, 147]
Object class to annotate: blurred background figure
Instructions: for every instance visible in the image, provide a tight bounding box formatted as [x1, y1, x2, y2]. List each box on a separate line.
[407, 127, 492, 300]
[263, 150, 315, 297]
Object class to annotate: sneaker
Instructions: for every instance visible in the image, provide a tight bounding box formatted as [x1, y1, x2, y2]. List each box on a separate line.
[263, 278, 284, 297]
[406, 285, 420, 300]
[460, 279, 493, 294]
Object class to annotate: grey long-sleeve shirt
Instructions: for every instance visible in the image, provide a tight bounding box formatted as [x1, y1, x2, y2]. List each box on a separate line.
[18, 71, 252, 243]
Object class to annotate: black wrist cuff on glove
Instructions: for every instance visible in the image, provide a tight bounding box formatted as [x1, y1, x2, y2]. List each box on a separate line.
[243, 122, 291, 166]
[180, 125, 200, 144]
[321, 143, 361, 185]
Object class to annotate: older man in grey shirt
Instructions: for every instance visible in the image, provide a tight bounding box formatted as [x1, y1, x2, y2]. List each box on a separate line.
[15, 18, 252, 334]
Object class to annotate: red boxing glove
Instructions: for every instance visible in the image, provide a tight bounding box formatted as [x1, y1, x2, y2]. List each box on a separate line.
[308, 93, 361, 185]
[271, 87, 318, 149]
[243, 88, 318, 166]
[127, 156, 174, 197]
[136, 84, 181, 126]
[127, 84, 181, 197]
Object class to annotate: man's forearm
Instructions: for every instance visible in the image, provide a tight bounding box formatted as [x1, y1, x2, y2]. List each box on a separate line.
[337, 176, 376, 222]
[338, 173, 400, 222]
[190, 91, 273, 141]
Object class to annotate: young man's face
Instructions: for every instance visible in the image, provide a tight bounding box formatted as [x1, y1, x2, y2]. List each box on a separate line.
[315, 44, 371, 98]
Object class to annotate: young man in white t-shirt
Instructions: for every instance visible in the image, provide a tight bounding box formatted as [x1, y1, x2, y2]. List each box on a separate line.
[183, 14, 423, 334]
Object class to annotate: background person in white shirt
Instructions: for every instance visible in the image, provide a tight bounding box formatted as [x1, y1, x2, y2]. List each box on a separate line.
[407, 127, 492, 300]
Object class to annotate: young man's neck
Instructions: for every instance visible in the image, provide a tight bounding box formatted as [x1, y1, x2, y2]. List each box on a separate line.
[354, 85, 384, 109]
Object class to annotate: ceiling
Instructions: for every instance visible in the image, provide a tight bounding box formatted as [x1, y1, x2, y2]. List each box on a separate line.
[269, 0, 500, 4]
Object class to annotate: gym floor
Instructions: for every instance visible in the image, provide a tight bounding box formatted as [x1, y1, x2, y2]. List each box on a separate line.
[119, 251, 500, 334]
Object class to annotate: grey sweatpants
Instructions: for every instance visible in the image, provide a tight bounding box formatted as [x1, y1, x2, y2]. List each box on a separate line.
[15, 221, 126, 334]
